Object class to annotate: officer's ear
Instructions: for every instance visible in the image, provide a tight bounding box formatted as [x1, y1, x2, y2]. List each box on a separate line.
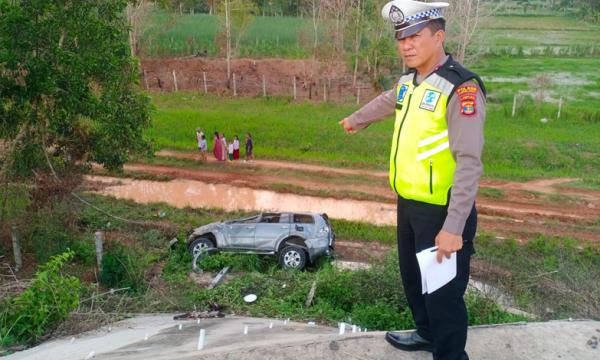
[434, 29, 445, 45]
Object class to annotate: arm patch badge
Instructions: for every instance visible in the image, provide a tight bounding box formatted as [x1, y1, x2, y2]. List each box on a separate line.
[456, 85, 478, 116]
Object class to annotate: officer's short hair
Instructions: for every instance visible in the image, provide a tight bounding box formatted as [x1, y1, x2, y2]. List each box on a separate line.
[426, 18, 446, 34]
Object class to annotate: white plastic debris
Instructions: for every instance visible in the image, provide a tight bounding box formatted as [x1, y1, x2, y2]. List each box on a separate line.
[144, 333, 149, 341]
[308, 321, 315, 326]
[243, 325, 249, 335]
[243, 294, 258, 303]
[70, 337, 75, 344]
[84, 351, 95, 359]
[269, 321, 273, 329]
[178, 324, 183, 330]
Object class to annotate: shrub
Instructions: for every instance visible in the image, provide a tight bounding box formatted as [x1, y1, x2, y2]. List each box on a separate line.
[0, 251, 80, 345]
[100, 243, 154, 292]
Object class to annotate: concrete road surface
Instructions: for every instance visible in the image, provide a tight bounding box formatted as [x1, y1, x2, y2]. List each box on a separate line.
[5, 315, 599, 360]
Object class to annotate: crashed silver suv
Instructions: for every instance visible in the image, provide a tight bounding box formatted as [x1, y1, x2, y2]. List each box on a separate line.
[187, 212, 335, 270]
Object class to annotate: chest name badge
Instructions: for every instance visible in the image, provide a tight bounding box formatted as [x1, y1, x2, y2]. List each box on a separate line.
[419, 90, 441, 112]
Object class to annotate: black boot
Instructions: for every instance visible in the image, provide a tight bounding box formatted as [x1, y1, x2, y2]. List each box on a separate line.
[385, 331, 434, 352]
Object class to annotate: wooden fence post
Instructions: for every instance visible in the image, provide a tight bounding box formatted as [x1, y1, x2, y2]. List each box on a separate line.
[172, 70, 178, 92]
[233, 73, 237, 96]
[292, 76, 297, 100]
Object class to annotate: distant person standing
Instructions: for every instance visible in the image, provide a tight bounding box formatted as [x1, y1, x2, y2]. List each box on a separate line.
[233, 135, 240, 160]
[198, 134, 208, 161]
[228, 142, 234, 161]
[220, 133, 228, 161]
[196, 128, 204, 151]
[245, 133, 253, 162]
[212, 131, 223, 161]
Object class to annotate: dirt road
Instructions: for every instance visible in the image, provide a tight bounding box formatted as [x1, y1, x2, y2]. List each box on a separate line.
[98, 150, 600, 245]
[86, 150, 600, 245]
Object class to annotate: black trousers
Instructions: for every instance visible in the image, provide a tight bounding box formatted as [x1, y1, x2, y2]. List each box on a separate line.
[397, 196, 477, 360]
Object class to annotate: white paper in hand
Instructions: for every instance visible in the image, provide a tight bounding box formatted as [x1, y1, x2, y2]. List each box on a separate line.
[416, 246, 456, 294]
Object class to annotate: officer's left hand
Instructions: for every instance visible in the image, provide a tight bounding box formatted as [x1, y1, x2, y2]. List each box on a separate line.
[435, 230, 463, 263]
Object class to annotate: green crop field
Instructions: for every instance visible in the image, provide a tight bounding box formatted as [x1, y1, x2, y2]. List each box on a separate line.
[139, 8, 600, 58]
[139, 10, 313, 58]
[148, 57, 600, 188]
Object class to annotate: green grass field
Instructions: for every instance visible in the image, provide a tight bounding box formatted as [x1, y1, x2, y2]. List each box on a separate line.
[148, 57, 600, 188]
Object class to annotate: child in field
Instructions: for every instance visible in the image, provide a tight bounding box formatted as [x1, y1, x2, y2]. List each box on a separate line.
[196, 128, 204, 151]
[228, 142, 234, 161]
[245, 133, 253, 162]
[233, 135, 240, 160]
[199, 134, 207, 161]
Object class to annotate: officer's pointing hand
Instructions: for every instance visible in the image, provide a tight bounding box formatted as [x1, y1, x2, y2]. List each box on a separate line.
[435, 230, 463, 263]
[339, 118, 357, 134]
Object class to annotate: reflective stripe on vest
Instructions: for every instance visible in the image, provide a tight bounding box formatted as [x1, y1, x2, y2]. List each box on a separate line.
[389, 73, 456, 206]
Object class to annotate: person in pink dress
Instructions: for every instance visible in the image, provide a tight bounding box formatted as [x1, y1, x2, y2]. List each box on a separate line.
[213, 131, 223, 161]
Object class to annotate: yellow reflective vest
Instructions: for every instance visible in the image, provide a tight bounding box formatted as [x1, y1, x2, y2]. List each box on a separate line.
[389, 58, 484, 206]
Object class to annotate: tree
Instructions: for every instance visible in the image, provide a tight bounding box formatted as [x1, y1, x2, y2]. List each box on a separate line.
[216, 0, 257, 81]
[445, 0, 490, 64]
[0, 1, 151, 188]
[126, 0, 153, 56]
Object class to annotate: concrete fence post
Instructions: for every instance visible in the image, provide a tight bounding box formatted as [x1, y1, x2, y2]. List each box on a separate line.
[143, 70, 149, 90]
[557, 97, 563, 120]
[203, 72, 208, 94]
[262, 74, 266, 97]
[512, 94, 517, 117]
[356, 85, 360, 105]
[95, 231, 104, 272]
[11, 225, 22, 272]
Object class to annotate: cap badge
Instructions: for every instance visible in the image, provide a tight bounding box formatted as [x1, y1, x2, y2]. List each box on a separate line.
[389, 5, 405, 25]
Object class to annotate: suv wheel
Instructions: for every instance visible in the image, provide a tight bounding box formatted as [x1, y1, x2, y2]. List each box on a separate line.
[278, 245, 307, 270]
[188, 237, 215, 257]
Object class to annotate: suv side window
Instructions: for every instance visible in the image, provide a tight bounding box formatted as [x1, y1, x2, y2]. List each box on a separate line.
[240, 215, 260, 223]
[260, 213, 281, 223]
[293, 214, 314, 224]
[279, 213, 291, 224]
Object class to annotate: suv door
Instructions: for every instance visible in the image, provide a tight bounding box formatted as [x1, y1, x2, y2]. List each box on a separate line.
[292, 213, 315, 236]
[255, 213, 289, 251]
[225, 216, 258, 249]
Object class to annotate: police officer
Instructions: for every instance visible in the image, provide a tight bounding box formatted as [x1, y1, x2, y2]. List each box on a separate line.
[339, 1, 486, 359]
